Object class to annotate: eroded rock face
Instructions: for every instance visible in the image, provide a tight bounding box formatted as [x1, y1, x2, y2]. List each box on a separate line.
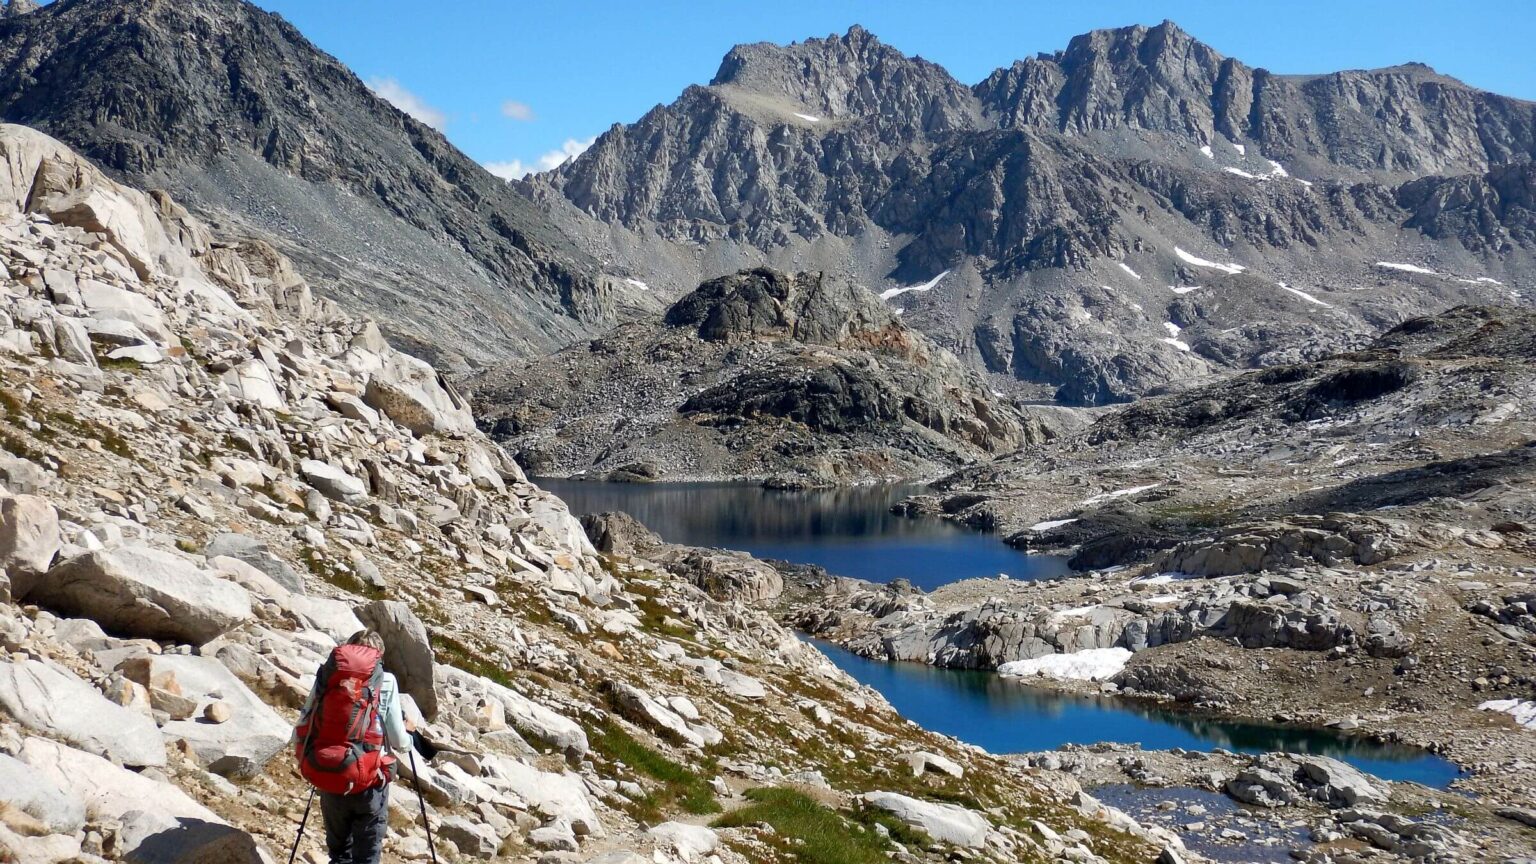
[203, 533, 305, 595]
[139, 654, 290, 778]
[1160, 515, 1413, 576]
[30, 547, 252, 646]
[668, 548, 785, 604]
[0, 493, 59, 601]
[16, 736, 263, 862]
[579, 511, 664, 557]
[472, 268, 1038, 484]
[0, 659, 165, 767]
[356, 599, 438, 720]
[364, 351, 475, 437]
[0, 751, 83, 834]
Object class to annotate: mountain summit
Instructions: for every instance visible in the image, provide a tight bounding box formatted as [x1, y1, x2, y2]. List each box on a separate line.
[535, 22, 1535, 405]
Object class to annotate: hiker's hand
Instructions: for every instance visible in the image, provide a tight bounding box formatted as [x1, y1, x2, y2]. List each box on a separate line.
[405, 719, 416, 733]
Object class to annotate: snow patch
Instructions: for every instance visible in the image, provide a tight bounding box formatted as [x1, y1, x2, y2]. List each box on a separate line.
[1199, 145, 1214, 160]
[1082, 483, 1161, 506]
[1175, 247, 1246, 275]
[1232, 143, 1247, 156]
[1161, 321, 1191, 350]
[1458, 276, 1505, 286]
[998, 648, 1132, 682]
[1479, 699, 1536, 730]
[1143, 595, 1180, 605]
[1220, 158, 1308, 186]
[1133, 572, 1197, 586]
[794, 113, 821, 123]
[624, 278, 650, 291]
[1117, 262, 1143, 280]
[1052, 604, 1103, 621]
[880, 270, 950, 301]
[1277, 282, 1332, 308]
[1375, 261, 1437, 276]
[1170, 285, 1202, 295]
[1028, 518, 1078, 532]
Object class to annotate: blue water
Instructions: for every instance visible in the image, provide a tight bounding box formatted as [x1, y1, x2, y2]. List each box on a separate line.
[535, 479, 1069, 589]
[814, 640, 1461, 789]
[538, 479, 1460, 789]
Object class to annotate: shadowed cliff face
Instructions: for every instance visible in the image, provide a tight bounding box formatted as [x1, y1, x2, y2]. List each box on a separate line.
[0, 0, 649, 369]
[467, 268, 1049, 485]
[535, 21, 1536, 405]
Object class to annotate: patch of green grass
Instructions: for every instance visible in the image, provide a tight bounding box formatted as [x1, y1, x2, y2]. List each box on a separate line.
[633, 594, 697, 641]
[852, 807, 931, 851]
[714, 788, 898, 864]
[99, 356, 142, 372]
[432, 632, 515, 690]
[26, 408, 135, 459]
[0, 430, 48, 465]
[297, 547, 382, 599]
[1146, 500, 1234, 530]
[589, 721, 719, 818]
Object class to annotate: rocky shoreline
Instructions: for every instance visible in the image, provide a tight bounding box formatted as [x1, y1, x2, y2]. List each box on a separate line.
[769, 306, 1536, 860]
[785, 561, 1536, 860]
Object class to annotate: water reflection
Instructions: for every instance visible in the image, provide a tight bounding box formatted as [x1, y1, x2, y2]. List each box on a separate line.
[536, 479, 1070, 589]
[812, 640, 1460, 789]
[537, 478, 1459, 788]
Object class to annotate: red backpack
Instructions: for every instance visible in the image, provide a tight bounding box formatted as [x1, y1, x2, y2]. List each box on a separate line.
[294, 644, 395, 795]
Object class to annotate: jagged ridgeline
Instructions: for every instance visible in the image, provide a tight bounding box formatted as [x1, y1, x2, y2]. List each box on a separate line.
[530, 22, 1536, 405]
[0, 0, 659, 370]
[5, 0, 1531, 407]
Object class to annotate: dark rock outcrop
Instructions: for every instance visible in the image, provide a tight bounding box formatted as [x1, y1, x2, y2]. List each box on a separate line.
[470, 269, 1044, 484]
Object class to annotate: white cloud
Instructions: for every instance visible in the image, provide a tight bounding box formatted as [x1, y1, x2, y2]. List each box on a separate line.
[501, 100, 535, 122]
[485, 161, 530, 181]
[366, 77, 447, 130]
[483, 136, 598, 181]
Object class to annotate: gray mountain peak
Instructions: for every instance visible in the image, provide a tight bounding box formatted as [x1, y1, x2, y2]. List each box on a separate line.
[2, 0, 40, 18]
[534, 22, 1535, 406]
[0, 0, 644, 368]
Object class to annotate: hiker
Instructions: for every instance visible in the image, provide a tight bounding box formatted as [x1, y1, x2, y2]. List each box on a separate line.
[293, 629, 412, 864]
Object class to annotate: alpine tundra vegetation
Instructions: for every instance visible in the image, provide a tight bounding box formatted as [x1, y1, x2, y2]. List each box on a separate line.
[0, 0, 1533, 863]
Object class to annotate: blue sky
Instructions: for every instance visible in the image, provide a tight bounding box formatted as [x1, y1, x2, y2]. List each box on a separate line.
[253, 0, 1536, 180]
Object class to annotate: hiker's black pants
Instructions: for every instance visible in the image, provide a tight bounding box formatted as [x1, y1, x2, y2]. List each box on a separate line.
[319, 783, 389, 864]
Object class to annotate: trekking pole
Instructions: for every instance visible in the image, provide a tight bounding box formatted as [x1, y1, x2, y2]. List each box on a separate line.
[408, 748, 440, 864]
[286, 787, 316, 864]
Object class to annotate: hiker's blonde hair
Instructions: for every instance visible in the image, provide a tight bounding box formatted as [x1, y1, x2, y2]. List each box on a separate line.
[347, 630, 386, 654]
